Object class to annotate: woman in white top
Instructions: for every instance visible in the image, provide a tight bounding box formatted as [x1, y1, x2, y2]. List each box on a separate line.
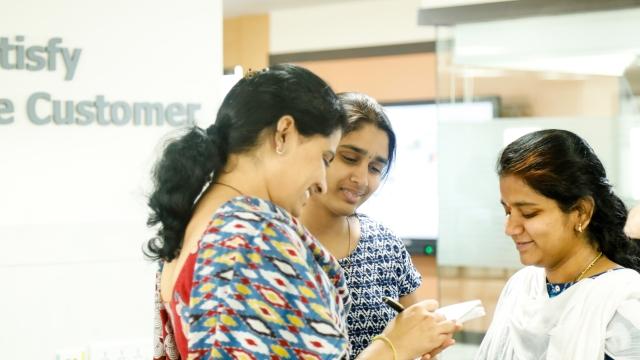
[476, 129, 640, 360]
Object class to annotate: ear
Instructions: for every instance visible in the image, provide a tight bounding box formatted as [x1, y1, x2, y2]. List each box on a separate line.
[573, 196, 595, 233]
[274, 115, 297, 154]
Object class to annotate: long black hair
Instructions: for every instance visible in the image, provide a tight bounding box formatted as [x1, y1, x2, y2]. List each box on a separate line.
[497, 129, 640, 272]
[337, 92, 396, 178]
[145, 64, 347, 262]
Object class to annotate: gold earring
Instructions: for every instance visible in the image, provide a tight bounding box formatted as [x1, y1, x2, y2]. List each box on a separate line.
[577, 223, 583, 233]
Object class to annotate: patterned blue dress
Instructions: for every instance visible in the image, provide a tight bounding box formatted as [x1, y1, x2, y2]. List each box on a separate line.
[338, 214, 422, 358]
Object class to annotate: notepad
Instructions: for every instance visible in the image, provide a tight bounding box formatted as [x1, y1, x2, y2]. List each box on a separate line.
[435, 300, 485, 323]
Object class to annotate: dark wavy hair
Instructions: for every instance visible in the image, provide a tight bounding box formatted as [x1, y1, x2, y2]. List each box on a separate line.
[497, 129, 640, 272]
[145, 64, 347, 262]
[337, 92, 396, 178]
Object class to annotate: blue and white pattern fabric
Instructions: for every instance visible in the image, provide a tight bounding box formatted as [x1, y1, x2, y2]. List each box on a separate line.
[154, 196, 351, 360]
[337, 214, 422, 358]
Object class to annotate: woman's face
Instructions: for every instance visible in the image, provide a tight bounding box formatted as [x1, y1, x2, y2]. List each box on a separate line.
[311, 123, 389, 216]
[499, 174, 581, 268]
[267, 128, 342, 218]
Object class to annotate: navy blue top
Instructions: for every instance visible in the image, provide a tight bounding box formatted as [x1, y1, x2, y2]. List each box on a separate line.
[338, 214, 422, 358]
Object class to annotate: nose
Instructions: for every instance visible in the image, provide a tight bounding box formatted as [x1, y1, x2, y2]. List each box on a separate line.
[504, 214, 523, 237]
[349, 163, 369, 187]
[314, 165, 328, 195]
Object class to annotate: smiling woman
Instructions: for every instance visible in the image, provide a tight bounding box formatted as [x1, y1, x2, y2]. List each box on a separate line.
[301, 92, 457, 359]
[146, 67, 460, 360]
[477, 129, 640, 360]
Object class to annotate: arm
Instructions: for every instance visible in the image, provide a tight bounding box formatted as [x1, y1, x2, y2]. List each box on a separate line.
[399, 291, 421, 308]
[153, 269, 178, 360]
[605, 299, 640, 358]
[395, 232, 423, 307]
[356, 300, 461, 360]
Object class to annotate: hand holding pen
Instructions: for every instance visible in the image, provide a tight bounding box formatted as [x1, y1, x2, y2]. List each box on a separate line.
[360, 298, 462, 360]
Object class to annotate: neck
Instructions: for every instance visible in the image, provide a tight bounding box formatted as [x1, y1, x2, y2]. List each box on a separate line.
[301, 199, 348, 245]
[545, 243, 600, 283]
[193, 153, 271, 216]
[214, 154, 271, 200]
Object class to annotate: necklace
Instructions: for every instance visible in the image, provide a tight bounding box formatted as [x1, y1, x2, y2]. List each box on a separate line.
[214, 182, 244, 196]
[575, 251, 603, 282]
[343, 216, 352, 274]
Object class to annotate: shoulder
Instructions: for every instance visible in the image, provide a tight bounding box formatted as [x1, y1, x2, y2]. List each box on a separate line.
[202, 196, 302, 247]
[500, 266, 544, 296]
[596, 268, 640, 292]
[357, 213, 403, 244]
[509, 266, 543, 282]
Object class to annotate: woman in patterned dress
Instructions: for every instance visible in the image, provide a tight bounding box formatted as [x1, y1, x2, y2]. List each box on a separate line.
[301, 92, 458, 359]
[146, 65, 459, 360]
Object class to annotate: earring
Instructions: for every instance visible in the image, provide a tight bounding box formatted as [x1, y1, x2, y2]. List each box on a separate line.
[577, 223, 583, 233]
[276, 146, 284, 155]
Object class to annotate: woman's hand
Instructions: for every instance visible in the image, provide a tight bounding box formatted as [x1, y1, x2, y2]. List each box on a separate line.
[383, 299, 461, 360]
[419, 338, 458, 359]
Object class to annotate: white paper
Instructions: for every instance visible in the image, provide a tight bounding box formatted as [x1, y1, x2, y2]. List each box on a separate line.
[435, 300, 486, 323]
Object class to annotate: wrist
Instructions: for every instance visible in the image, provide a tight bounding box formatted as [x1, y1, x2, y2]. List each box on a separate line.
[356, 334, 398, 360]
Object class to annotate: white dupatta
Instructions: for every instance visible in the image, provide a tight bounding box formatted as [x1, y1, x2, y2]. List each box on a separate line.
[475, 266, 640, 360]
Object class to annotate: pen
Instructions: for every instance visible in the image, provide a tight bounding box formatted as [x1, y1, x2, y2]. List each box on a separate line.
[382, 296, 405, 313]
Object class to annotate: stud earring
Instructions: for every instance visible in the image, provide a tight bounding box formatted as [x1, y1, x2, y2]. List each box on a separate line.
[577, 223, 583, 233]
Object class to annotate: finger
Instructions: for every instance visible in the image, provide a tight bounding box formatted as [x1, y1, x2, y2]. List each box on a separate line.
[429, 338, 456, 357]
[434, 311, 447, 321]
[417, 299, 440, 311]
[436, 320, 459, 333]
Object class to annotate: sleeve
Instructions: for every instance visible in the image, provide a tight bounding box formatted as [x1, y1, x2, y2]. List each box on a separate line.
[391, 231, 422, 297]
[605, 299, 640, 359]
[186, 218, 348, 359]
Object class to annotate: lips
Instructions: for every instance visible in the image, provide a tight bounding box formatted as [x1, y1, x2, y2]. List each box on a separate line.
[515, 241, 534, 251]
[340, 188, 365, 204]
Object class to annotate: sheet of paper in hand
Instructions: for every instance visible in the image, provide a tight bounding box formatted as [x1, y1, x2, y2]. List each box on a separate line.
[435, 300, 485, 323]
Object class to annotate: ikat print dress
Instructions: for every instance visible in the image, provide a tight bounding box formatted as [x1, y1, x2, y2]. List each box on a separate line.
[154, 196, 351, 360]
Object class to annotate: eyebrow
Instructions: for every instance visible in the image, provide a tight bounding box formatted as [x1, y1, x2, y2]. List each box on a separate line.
[339, 144, 388, 165]
[500, 200, 538, 207]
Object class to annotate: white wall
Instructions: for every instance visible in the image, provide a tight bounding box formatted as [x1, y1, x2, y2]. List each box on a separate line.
[268, 0, 516, 54]
[0, 1, 222, 359]
[270, 0, 436, 54]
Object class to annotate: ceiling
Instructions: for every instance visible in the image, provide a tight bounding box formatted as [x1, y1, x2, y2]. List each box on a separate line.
[223, 0, 374, 17]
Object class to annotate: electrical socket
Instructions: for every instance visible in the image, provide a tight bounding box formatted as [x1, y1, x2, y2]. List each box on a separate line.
[89, 339, 151, 360]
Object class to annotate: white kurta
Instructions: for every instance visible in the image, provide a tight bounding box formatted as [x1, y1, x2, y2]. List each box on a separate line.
[476, 266, 640, 360]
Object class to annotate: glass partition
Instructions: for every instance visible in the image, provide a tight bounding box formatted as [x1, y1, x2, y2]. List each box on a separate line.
[433, 10, 640, 357]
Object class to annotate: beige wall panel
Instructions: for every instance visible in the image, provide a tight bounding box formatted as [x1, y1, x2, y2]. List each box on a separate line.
[411, 255, 438, 300]
[295, 53, 437, 102]
[224, 14, 269, 71]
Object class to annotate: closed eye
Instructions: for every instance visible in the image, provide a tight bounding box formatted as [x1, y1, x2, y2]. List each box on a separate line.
[341, 154, 358, 163]
[369, 164, 383, 175]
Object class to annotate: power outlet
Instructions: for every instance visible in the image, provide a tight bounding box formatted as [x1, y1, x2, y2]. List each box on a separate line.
[55, 348, 88, 360]
[89, 339, 151, 360]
